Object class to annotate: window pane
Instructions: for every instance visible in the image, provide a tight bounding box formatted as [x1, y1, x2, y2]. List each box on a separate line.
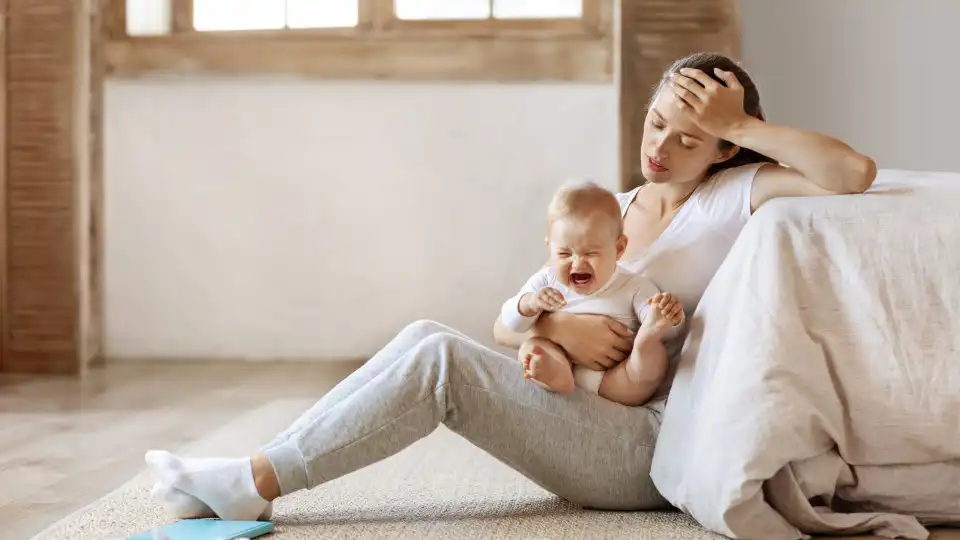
[395, 0, 490, 20]
[126, 0, 171, 36]
[493, 0, 582, 19]
[194, 0, 285, 31]
[287, 0, 358, 28]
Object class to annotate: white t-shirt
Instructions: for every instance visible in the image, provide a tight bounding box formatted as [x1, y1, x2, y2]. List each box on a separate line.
[616, 163, 762, 315]
[616, 163, 763, 359]
[500, 265, 661, 334]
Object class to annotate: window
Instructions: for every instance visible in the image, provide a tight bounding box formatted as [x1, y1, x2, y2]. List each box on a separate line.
[107, 0, 611, 81]
[395, 0, 490, 21]
[193, 1, 287, 31]
[395, 0, 583, 20]
[125, 0, 171, 36]
[123, 0, 593, 34]
[493, 0, 583, 19]
[193, 0, 360, 31]
[125, 0, 360, 34]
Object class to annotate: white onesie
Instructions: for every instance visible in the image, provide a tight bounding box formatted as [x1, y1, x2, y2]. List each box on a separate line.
[500, 265, 661, 394]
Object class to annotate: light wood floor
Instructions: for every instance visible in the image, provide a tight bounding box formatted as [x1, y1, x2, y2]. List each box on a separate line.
[2, 362, 958, 540]
[0, 361, 361, 540]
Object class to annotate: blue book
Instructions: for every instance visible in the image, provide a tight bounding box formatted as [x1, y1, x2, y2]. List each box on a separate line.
[127, 519, 274, 540]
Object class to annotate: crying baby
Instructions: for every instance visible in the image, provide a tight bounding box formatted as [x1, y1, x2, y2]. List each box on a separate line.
[499, 181, 684, 407]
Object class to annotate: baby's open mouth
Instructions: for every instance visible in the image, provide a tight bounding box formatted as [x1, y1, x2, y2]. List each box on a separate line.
[570, 272, 593, 286]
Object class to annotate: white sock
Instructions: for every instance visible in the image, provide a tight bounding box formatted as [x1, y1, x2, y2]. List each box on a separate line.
[149, 483, 275, 520]
[145, 450, 270, 521]
[150, 483, 215, 519]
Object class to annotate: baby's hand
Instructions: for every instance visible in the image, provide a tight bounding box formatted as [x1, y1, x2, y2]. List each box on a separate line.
[520, 288, 566, 316]
[641, 292, 684, 336]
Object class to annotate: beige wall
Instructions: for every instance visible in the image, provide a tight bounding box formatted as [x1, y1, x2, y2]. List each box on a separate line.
[104, 1, 958, 361]
[104, 79, 617, 360]
[740, 0, 960, 173]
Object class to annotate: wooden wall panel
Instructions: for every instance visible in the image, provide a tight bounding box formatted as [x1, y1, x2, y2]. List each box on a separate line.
[87, 0, 106, 368]
[618, 0, 741, 191]
[0, 0, 7, 374]
[3, 0, 100, 374]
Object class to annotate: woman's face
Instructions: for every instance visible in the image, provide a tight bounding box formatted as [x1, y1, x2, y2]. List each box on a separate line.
[639, 88, 734, 185]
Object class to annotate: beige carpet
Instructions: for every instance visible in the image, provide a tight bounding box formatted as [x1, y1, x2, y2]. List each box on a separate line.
[31, 398, 719, 540]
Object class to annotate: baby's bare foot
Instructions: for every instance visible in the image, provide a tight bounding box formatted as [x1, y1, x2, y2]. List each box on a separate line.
[520, 340, 574, 394]
[642, 292, 684, 338]
[641, 305, 670, 338]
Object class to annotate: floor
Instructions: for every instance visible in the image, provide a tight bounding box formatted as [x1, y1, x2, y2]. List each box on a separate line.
[0, 361, 361, 540]
[2, 362, 958, 540]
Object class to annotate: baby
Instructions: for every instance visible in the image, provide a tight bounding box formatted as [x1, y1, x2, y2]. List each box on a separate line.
[500, 181, 684, 406]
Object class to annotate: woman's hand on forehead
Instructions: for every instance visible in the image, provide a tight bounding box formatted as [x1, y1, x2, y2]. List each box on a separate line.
[667, 67, 751, 140]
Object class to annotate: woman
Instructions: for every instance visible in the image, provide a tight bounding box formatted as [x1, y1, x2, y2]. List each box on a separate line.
[145, 52, 877, 520]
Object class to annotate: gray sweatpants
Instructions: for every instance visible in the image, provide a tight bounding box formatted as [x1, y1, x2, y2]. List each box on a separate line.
[261, 320, 669, 510]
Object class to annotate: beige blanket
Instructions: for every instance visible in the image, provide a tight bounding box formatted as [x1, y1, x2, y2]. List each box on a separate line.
[651, 169, 960, 539]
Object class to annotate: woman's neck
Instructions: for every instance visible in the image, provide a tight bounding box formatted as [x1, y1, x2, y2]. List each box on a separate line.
[644, 179, 702, 217]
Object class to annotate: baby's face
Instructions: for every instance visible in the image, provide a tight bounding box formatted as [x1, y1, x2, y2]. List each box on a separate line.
[547, 214, 626, 295]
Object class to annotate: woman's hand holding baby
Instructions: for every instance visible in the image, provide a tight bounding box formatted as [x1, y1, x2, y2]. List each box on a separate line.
[534, 313, 634, 370]
[519, 288, 566, 317]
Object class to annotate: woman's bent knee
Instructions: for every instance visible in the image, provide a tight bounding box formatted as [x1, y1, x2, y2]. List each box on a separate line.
[400, 319, 453, 343]
[408, 332, 498, 379]
[412, 331, 465, 357]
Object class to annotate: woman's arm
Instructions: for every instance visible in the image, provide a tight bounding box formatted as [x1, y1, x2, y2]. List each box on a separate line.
[724, 117, 877, 211]
[492, 315, 531, 350]
[669, 68, 877, 210]
[493, 312, 633, 371]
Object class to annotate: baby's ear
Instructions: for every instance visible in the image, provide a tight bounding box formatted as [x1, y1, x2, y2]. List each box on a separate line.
[616, 234, 629, 259]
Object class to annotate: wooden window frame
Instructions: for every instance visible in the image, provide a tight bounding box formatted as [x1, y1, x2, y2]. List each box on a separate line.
[104, 0, 612, 81]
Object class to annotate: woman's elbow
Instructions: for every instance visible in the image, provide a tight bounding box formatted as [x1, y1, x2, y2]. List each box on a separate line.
[845, 154, 877, 194]
[492, 317, 510, 347]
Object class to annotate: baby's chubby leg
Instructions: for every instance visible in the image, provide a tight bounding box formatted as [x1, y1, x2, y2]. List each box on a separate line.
[518, 337, 575, 394]
[597, 293, 682, 406]
[596, 333, 667, 406]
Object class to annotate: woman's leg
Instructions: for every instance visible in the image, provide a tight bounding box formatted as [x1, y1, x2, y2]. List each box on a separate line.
[150, 319, 471, 518]
[150, 330, 669, 516]
[262, 319, 472, 451]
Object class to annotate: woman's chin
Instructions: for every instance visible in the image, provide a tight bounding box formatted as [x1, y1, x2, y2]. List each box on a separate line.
[641, 167, 671, 184]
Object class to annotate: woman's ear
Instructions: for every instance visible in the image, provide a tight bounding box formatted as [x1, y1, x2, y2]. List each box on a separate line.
[615, 234, 629, 260]
[714, 144, 740, 164]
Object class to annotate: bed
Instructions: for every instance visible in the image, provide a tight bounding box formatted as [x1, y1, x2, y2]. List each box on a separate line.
[651, 168, 960, 539]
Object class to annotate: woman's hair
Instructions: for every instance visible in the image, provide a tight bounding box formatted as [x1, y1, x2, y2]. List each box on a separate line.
[651, 52, 777, 177]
